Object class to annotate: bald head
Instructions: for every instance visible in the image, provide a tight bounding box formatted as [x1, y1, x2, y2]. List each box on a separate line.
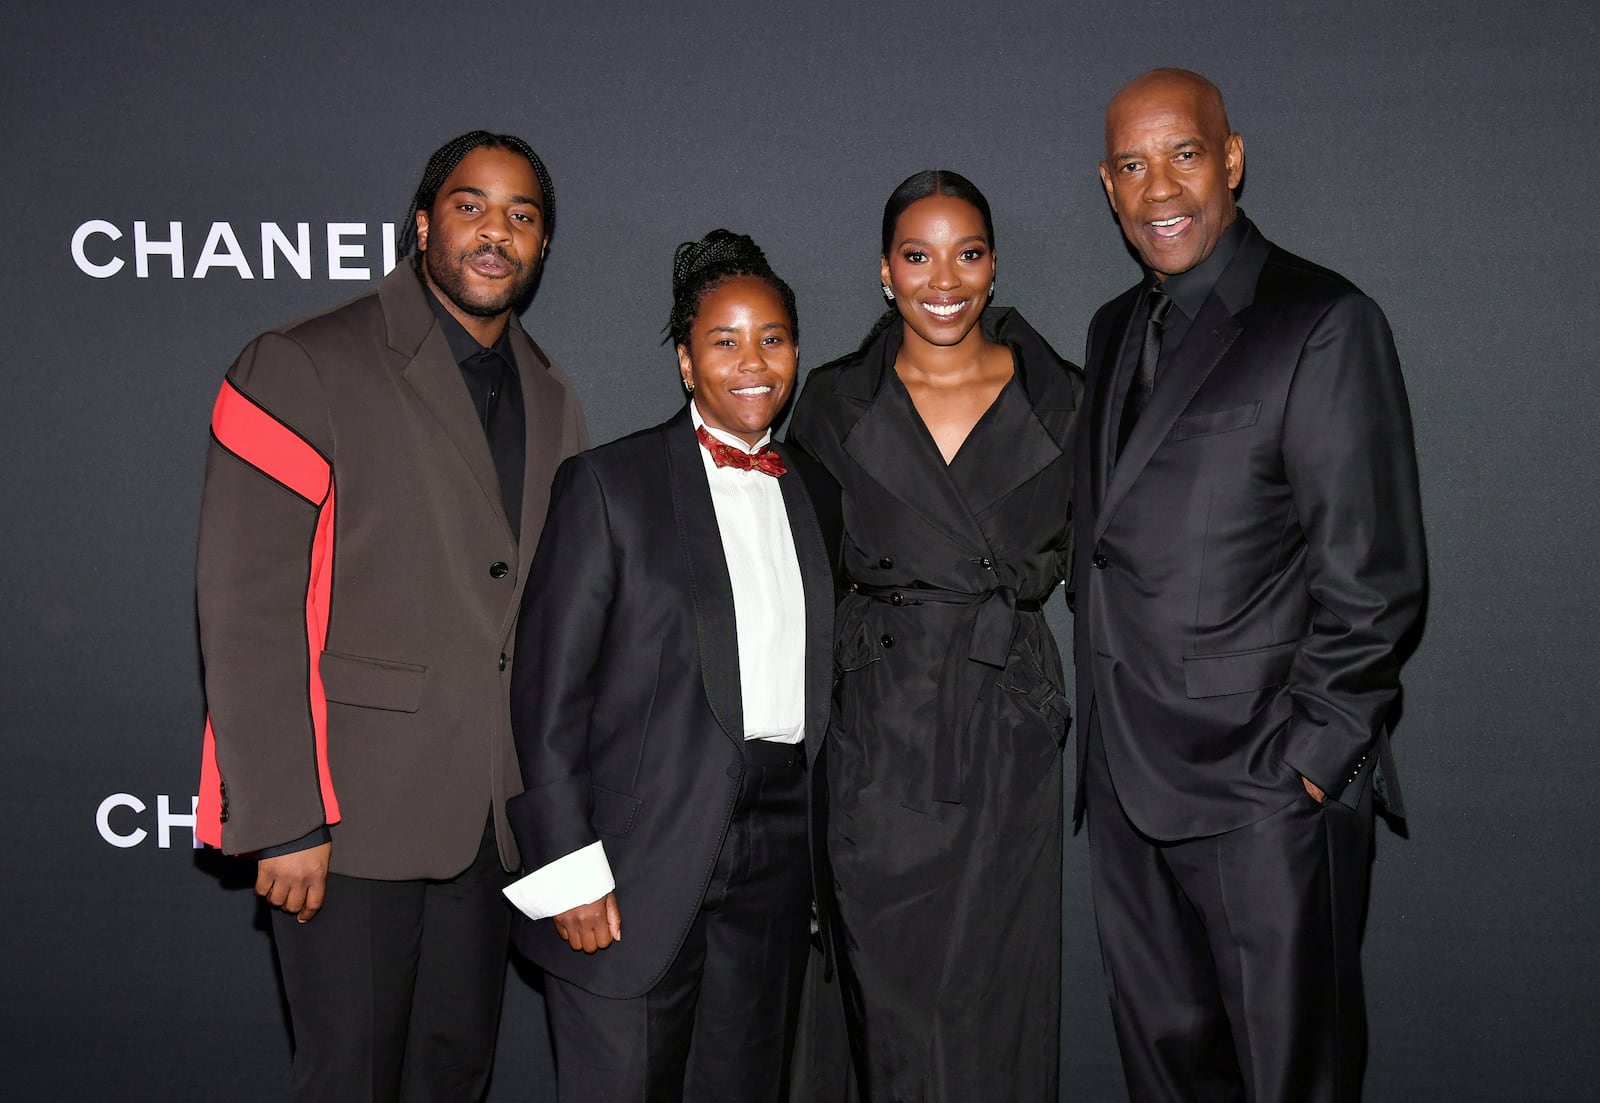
[1098, 68, 1245, 279]
[1105, 68, 1231, 154]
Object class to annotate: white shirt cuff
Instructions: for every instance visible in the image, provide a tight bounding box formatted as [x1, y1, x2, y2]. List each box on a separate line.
[501, 840, 615, 921]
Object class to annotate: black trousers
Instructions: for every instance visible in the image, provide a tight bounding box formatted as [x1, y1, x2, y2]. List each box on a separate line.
[1086, 720, 1373, 1103]
[270, 820, 512, 1103]
[545, 739, 812, 1103]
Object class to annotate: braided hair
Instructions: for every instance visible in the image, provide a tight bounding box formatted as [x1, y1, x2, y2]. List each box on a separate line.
[861, 169, 996, 348]
[667, 229, 798, 348]
[398, 131, 556, 256]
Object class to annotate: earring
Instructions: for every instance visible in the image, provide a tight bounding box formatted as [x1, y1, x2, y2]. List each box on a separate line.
[682, 379, 695, 394]
[988, 281, 995, 296]
[881, 284, 895, 302]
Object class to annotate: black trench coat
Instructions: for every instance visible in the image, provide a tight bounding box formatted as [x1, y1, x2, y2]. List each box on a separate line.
[787, 308, 1084, 1102]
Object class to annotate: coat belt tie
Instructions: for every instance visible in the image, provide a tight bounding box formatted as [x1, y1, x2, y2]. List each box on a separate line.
[852, 582, 1044, 804]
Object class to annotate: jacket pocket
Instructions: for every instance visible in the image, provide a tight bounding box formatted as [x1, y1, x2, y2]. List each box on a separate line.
[591, 785, 641, 838]
[1172, 401, 1261, 441]
[320, 650, 427, 713]
[1182, 639, 1298, 699]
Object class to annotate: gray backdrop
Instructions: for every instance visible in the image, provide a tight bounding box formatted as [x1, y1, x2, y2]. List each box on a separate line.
[3, 1, 1595, 1099]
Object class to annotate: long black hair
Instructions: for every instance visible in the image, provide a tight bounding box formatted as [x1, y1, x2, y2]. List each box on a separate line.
[397, 131, 556, 256]
[667, 229, 798, 349]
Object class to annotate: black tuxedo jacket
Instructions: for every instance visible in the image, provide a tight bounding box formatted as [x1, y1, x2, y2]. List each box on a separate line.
[1073, 222, 1426, 841]
[506, 407, 840, 999]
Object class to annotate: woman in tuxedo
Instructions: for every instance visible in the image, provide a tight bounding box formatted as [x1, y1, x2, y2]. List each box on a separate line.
[504, 231, 838, 1102]
[787, 172, 1084, 1101]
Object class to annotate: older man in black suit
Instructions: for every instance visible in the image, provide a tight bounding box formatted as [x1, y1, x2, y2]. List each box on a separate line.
[1074, 69, 1426, 1102]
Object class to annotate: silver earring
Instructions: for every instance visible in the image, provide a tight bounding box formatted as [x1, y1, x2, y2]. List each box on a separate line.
[988, 281, 995, 296]
[682, 379, 695, 394]
[881, 284, 895, 302]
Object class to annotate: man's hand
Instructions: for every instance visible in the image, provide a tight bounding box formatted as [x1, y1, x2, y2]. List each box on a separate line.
[256, 841, 332, 923]
[1301, 776, 1326, 804]
[552, 892, 622, 953]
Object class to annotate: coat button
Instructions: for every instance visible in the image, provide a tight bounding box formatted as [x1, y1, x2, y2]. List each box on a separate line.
[889, 591, 905, 606]
[489, 561, 510, 579]
[725, 764, 743, 779]
[1092, 553, 1109, 570]
[979, 557, 993, 569]
[879, 556, 894, 570]
[881, 634, 895, 648]
[499, 653, 508, 672]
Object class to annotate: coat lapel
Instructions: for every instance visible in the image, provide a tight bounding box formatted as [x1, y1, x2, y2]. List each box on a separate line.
[951, 308, 1072, 515]
[1088, 289, 1142, 511]
[839, 326, 993, 557]
[384, 268, 513, 542]
[771, 442, 834, 767]
[664, 410, 744, 747]
[1093, 232, 1268, 546]
[508, 324, 565, 553]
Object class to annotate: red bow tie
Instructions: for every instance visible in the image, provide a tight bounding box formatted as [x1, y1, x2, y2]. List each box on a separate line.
[697, 426, 787, 477]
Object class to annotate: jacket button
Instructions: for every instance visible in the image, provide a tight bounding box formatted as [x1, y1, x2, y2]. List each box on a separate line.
[499, 653, 508, 672]
[979, 557, 993, 569]
[881, 634, 895, 648]
[879, 556, 894, 570]
[889, 591, 905, 606]
[725, 764, 743, 779]
[1092, 553, 1109, 570]
[489, 561, 510, 579]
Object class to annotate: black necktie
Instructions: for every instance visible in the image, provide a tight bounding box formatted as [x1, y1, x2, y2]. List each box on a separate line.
[1117, 287, 1174, 458]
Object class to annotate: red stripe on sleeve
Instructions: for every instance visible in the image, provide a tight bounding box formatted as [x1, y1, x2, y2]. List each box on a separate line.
[211, 379, 330, 504]
[198, 378, 341, 850]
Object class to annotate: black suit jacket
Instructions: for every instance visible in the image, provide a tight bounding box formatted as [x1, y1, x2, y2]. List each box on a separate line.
[1073, 222, 1425, 841]
[507, 407, 839, 999]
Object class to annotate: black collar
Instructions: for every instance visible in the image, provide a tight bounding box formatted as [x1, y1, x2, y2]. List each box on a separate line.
[1156, 211, 1252, 321]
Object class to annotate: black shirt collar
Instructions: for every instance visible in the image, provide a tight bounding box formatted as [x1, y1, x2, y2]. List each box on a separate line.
[420, 269, 514, 367]
[1154, 211, 1251, 320]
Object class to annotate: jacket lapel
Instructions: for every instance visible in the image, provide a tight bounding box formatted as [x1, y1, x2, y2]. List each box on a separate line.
[664, 409, 744, 747]
[951, 308, 1071, 515]
[1093, 231, 1268, 546]
[1088, 289, 1142, 511]
[839, 326, 992, 557]
[771, 442, 834, 766]
[508, 323, 564, 553]
[384, 268, 513, 542]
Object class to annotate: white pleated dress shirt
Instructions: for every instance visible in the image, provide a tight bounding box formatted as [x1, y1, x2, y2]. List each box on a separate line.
[504, 405, 806, 921]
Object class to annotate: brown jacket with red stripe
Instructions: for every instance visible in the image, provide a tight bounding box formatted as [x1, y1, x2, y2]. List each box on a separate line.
[195, 263, 588, 879]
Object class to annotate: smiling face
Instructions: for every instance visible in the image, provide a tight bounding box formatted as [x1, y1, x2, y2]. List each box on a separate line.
[416, 145, 548, 330]
[881, 193, 995, 351]
[677, 275, 798, 446]
[1099, 71, 1244, 280]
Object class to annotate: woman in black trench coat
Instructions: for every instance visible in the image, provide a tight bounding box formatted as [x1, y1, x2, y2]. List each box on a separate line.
[787, 171, 1084, 1101]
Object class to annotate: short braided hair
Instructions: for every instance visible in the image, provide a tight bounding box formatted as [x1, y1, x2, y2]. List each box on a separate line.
[398, 131, 556, 256]
[667, 229, 798, 348]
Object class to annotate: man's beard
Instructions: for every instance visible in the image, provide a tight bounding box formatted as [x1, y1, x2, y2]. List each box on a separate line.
[424, 244, 539, 318]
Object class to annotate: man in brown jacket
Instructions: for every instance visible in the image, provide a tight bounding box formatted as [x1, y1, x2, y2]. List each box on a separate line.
[194, 131, 588, 1102]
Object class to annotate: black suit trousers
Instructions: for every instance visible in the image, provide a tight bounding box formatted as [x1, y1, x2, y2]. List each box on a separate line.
[544, 739, 811, 1103]
[270, 820, 512, 1103]
[1086, 718, 1373, 1103]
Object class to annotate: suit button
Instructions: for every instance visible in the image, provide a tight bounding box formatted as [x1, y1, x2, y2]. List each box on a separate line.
[879, 556, 894, 570]
[725, 764, 743, 779]
[889, 591, 905, 606]
[979, 557, 993, 570]
[489, 561, 509, 579]
[499, 653, 508, 672]
[881, 634, 895, 648]
[1092, 553, 1109, 570]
